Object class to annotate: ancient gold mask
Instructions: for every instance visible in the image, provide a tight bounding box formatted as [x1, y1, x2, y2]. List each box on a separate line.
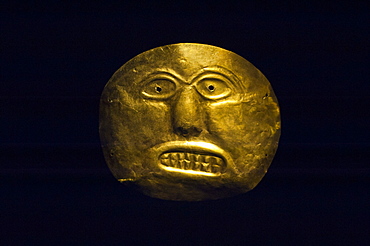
[100, 43, 281, 201]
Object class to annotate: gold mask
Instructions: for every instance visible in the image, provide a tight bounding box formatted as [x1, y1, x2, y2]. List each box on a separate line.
[100, 43, 281, 201]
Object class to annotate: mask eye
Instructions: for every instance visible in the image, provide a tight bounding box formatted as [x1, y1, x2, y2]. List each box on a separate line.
[195, 78, 232, 100]
[142, 79, 176, 99]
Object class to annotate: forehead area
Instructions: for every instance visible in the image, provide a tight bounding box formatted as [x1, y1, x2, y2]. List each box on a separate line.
[127, 44, 242, 80]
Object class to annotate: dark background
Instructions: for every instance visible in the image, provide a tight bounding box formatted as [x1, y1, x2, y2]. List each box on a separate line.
[1, 1, 369, 245]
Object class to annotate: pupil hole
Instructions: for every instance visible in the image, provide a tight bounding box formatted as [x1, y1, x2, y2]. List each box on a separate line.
[155, 86, 162, 93]
[208, 85, 215, 91]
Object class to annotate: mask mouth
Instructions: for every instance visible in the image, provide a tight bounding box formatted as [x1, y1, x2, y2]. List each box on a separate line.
[159, 151, 225, 176]
[153, 141, 229, 176]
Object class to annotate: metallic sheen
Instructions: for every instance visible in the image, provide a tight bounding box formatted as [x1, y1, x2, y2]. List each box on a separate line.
[100, 43, 281, 201]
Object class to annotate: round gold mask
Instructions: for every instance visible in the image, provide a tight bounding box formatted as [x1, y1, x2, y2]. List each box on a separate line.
[100, 43, 280, 201]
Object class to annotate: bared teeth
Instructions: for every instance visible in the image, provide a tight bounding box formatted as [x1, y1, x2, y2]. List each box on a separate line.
[204, 156, 212, 163]
[184, 159, 190, 169]
[189, 154, 196, 162]
[198, 154, 205, 163]
[162, 153, 170, 159]
[193, 161, 201, 171]
[201, 162, 210, 172]
[211, 164, 221, 173]
[159, 152, 225, 173]
[160, 158, 170, 166]
[170, 153, 178, 167]
[178, 153, 185, 160]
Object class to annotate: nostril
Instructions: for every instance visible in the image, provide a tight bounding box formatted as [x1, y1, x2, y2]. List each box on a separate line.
[193, 127, 203, 136]
[178, 127, 188, 135]
[176, 127, 189, 136]
[176, 126, 202, 137]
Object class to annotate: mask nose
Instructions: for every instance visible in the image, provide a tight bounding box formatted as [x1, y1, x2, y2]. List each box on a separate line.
[172, 87, 205, 137]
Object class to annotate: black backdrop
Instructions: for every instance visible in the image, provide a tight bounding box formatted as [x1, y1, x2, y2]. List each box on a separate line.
[1, 1, 369, 245]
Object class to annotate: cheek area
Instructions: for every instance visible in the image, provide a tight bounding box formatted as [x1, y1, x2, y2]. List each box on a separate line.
[206, 103, 249, 156]
[128, 100, 174, 144]
[207, 102, 276, 159]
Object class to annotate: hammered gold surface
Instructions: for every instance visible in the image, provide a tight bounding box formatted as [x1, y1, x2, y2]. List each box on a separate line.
[100, 43, 280, 201]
